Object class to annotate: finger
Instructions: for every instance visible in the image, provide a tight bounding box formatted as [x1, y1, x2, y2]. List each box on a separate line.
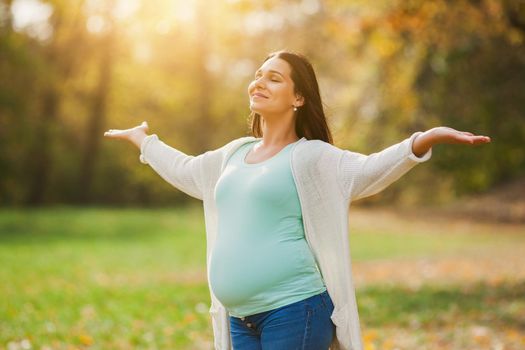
[461, 131, 474, 136]
[104, 130, 119, 137]
[470, 136, 491, 144]
[473, 135, 490, 141]
[479, 136, 491, 142]
[454, 133, 473, 142]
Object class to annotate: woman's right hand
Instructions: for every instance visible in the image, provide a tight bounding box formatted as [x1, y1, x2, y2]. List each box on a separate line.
[104, 121, 149, 149]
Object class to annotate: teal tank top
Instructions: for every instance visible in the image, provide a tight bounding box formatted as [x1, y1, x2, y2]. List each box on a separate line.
[210, 139, 326, 317]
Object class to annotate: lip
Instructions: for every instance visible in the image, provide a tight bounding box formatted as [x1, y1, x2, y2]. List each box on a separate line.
[251, 92, 268, 99]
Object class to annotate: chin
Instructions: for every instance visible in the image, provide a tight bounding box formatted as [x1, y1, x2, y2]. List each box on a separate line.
[249, 102, 279, 116]
[249, 104, 264, 114]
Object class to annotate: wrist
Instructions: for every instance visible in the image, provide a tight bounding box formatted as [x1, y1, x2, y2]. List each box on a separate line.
[130, 131, 148, 149]
[412, 129, 435, 157]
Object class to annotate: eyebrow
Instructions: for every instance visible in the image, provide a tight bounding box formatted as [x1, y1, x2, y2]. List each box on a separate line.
[255, 69, 284, 78]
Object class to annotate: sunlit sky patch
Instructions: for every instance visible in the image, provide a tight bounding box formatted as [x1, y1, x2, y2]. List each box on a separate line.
[8, 0, 323, 68]
[10, 0, 53, 41]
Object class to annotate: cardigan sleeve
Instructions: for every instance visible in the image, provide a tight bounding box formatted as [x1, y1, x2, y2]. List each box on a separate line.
[338, 131, 432, 201]
[139, 134, 207, 200]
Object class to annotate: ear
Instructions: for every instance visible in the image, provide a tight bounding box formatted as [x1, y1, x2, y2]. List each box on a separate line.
[295, 93, 305, 107]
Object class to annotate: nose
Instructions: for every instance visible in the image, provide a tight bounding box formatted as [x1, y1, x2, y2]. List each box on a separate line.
[252, 76, 265, 90]
[248, 76, 265, 96]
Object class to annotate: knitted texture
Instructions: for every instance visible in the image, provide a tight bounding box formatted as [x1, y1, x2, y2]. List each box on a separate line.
[140, 132, 432, 350]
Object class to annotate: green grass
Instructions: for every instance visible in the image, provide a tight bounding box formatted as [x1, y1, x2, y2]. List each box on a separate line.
[0, 206, 523, 349]
[358, 281, 525, 328]
[0, 206, 212, 349]
[349, 228, 511, 261]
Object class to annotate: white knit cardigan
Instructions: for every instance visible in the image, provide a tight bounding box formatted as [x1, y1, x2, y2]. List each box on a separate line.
[139, 131, 432, 350]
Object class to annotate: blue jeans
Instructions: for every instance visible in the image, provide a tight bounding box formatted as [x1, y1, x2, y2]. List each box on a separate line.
[229, 290, 335, 350]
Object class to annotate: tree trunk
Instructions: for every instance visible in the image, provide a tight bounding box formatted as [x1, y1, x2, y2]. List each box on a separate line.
[25, 89, 58, 205]
[76, 31, 113, 203]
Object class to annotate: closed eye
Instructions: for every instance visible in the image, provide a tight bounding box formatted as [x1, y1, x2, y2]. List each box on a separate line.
[254, 72, 282, 82]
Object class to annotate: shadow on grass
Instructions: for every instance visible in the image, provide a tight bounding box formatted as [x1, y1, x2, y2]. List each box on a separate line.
[357, 280, 525, 330]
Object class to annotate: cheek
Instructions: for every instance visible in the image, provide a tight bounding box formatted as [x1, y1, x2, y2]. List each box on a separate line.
[275, 85, 294, 101]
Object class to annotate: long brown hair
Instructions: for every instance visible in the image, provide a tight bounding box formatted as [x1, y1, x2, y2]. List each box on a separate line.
[248, 50, 334, 144]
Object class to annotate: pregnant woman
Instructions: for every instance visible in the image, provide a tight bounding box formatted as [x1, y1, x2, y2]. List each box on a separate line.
[104, 50, 491, 350]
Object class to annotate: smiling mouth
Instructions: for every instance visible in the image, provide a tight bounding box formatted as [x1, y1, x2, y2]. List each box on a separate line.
[252, 93, 268, 98]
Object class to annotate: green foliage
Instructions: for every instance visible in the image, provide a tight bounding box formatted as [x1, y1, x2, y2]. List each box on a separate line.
[0, 0, 523, 206]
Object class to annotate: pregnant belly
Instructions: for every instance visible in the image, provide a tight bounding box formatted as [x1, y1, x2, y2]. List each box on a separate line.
[209, 241, 305, 308]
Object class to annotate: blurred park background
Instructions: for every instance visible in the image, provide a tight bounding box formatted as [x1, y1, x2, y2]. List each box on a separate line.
[0, 0, 524, 349]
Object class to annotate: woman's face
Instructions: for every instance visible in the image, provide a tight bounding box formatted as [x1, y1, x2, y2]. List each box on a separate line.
[248, 56, 303, 116]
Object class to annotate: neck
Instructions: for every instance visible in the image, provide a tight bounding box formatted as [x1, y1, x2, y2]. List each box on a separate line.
[258, 112, 299, 147]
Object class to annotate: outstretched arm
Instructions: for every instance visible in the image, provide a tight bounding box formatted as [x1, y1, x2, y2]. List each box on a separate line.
[412, 126, 491, 157]
[339, 127, 491, 201]
[104, 121, 206, 200]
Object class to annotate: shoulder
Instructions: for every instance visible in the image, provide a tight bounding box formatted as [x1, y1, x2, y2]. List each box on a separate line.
[207, 136, 257, 155]
[196, 136, 258, 175]
[293, 139, 345, 174]
[223, 136, 258, 153]
[229, 136, 259, 145]
[211, 136, 258, 165]
[296, 139, 344, 157]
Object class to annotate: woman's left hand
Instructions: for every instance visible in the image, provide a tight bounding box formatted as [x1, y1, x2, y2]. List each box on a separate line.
[430, 126, 491, 145]
[412, 126, 491, 158]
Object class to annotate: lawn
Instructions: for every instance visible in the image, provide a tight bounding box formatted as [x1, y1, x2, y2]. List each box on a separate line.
[1, 205, 524, 349]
